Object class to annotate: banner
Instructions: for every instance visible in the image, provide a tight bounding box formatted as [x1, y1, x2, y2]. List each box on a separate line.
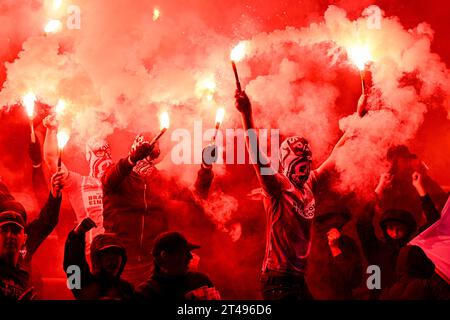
[410, 195, 450, 284]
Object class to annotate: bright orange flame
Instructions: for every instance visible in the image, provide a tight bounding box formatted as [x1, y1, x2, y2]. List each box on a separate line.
[55, 99, 66, 115]
[153, 8, 160, 21]
[230, 41, 247, 62]
[57, 130, 70, 149]
[22, 92, 36, 119]
[196, 78, 216, 101]
[160, 111, 170, 130]
[215, 108, 225, 125]
[348, 46, 372, 71]
[44, 19, 62, 34]
[53, 0, 62, 10]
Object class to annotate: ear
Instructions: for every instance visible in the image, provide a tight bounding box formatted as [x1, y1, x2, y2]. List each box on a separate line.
[22, 233, 28, 247]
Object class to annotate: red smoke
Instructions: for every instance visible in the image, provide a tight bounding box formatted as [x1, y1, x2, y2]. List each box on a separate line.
[1, 0, 449, 299]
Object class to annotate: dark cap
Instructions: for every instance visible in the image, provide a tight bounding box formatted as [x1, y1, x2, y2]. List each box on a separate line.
[0, 200, 27, 224]
[152, 232, 200, 257]
[314, 210, 351, 233]
[0, 211, 26, 229]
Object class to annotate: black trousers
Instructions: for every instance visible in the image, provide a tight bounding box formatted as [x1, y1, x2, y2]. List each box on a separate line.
[260, 271, 313, 300]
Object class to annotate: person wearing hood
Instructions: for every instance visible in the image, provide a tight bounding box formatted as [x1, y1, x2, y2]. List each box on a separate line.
[234, 91, 360, 300]
[43, 114, 112, 248]
[134, 231, 220, 300]
[101, 134, 216, 285]
[307, 210, 363, 300]
[381, 245, 450, 300]
[379, 145, 446, 220]
[357, 171, 441, 299]
[0, 172, 64, 300]
[63, 217, 133, 300]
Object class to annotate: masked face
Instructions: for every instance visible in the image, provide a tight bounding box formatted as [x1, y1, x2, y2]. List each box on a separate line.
[130, 134, 161, 177]
[85, 139, 113, 180]
[280, 136, 312, 189]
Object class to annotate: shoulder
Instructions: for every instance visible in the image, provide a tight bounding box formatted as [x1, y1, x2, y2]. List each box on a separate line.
[186, 271, 214, 287]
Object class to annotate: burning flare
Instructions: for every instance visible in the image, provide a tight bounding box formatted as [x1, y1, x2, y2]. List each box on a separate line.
[44, 19, 63, 34]
[22, 92, 36, 119]
[215, 108, 225, 125]
[57, 130, 70, 150]
[53, 0, 62, 10]
[196, 78, 216, 101]
[230, 41, 248, 62]
[55, 99, 66, 115]
[153, 8, 160, 21]
[347, 46, 372, 71]
[160, 111, 170, 130]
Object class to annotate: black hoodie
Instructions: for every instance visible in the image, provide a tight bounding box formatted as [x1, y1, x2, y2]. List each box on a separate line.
[381, 245, 450, 300]
[356, 194, 440, 299]
[64, 231, 134, 300]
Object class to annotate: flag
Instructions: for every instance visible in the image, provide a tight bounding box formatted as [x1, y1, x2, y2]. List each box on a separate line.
[410, 195, 450, 284]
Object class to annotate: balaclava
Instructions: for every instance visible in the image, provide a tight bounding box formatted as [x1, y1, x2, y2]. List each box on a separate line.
[279, 136, 312, 189]
[85, 138, 113, 180]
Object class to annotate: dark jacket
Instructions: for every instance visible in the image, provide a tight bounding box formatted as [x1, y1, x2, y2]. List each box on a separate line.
[308, 211, 363, 300]
[381, 245, 450, 300]
[0, 184, 62, 300]
[356, 194, 440, 299]
[101, 158, 213, 264]
[64, 231, 134, 300]
[134, 270, 214, 300]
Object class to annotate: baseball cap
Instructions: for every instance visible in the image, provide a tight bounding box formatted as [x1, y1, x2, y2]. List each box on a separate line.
[0, 211, 26, 229]
[152, 232, 200, 257]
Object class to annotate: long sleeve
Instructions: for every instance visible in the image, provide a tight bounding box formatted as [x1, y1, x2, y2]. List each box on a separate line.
[333, 237, 364, 289]
[193, 166, 214, 199]
[419, 194, 440, 231]
[24, 192, 62, 262]
[31, 166, 49, 207]
[356, 200, 380, 263]
[63, 229, 92, 295]
[102, 158, 134, 193]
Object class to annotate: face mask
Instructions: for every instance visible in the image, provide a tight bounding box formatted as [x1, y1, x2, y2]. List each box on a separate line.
[85, 139, 113, 179]
[279, 136, 312, 189]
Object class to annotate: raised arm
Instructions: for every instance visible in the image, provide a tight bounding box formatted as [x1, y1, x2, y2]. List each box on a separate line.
[234, 90, 281, 197]
[64, 217, 97, 297]
[24, 171, 64, 262]
[314, 94, 367, 181]
[28, 136, 50, 206]
[102, 142, 155, 192]
[356, 173, 392, 262]
[412, 172, 440, 231]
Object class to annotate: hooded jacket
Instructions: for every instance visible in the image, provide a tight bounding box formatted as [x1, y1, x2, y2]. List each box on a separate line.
[356, 194, 440, 299]
[64, 230, 134, 300]
[101, 158, 213, 264]
[381, 245, 450, 300]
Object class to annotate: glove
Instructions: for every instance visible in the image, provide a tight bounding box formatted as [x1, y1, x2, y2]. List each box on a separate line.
[74, 217, 97, 235]
[129, 142, 154, 164]
[28, 137, 42, 166]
